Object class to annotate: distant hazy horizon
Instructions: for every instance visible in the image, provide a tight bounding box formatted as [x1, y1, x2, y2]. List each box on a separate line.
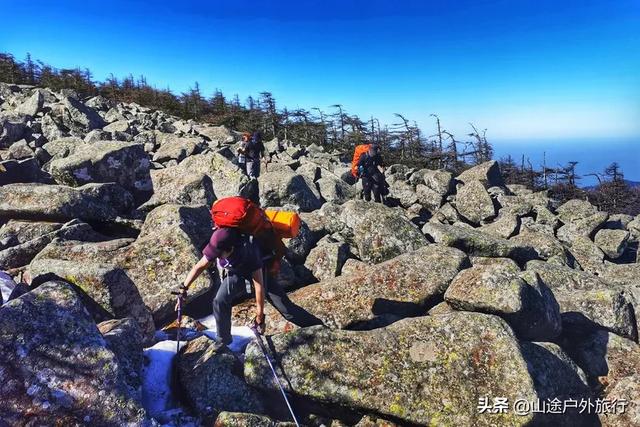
[492, 136, 639, 186]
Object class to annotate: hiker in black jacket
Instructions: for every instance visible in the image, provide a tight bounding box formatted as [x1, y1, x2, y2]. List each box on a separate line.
[243, 131, 266, 178]
[357, 144, 387, 203]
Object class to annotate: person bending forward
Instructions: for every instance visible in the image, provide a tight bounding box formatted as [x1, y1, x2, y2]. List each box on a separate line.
[180, 227, 321, 344]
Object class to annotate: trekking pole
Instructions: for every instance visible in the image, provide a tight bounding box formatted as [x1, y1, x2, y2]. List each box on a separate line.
[250, 326, 301, 427]
[171, 290, 185, 355]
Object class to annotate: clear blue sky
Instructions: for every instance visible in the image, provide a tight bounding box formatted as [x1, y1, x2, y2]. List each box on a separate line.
[2, 0, 639, 141]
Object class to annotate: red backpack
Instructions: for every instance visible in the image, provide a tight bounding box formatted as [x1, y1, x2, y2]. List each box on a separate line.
[210, 197, 270, 234]
[210, 197, 288, 273]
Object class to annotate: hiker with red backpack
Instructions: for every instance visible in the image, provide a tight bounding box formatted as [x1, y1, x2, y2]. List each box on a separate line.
[177, 197, 322, 345]
[356, 144, 387, 203]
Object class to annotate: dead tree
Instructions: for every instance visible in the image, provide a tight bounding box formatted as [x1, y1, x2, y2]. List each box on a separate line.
[311, 107, 328, 146]
[542, 151, 548, 188]
[329, 104, 346, 146]
[604, 162, 624, 182]
[430, 114, 445, 169]
[468, 123, 492, 164]
[393, 113, 413, 160]
[369, 116, 382, 144]
[584, 173, 603, 185]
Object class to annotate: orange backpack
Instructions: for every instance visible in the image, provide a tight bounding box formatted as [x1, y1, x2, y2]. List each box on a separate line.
[264, 210, 301, 238]
[351, 144, 371, 177]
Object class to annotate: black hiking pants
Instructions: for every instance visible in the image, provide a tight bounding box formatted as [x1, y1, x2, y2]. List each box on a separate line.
[245, 159, 260, 178]
[212, 270, 322, 344]
[361, 176, 382, 203]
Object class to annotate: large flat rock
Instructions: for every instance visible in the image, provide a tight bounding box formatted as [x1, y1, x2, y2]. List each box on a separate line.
[444, 262, 561, 341]
[423, 222, 538, 265]
[246, 312, 538, 426]
[178, 336, 264, 421]
[526, 260, 637, 341]
[456, 160, 504, 187]
[260, 170, 323, 212]
[0, 182, 134, 222]
[140, 150, 254, 211]
[264, 245, 468, 332]
[338, 200, 429, 264]
[455, 180, 496, 224]
[49, 142, 151, 193]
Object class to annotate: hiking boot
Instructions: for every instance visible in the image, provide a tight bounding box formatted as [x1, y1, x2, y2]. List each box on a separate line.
[212, 335, 232, 347]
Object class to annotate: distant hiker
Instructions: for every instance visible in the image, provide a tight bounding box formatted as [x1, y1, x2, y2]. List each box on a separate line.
[179, 200, 321, 345]
[356, 144, 387, 203]
[236, 132, 251, 172]
[238, 131, 266, 178]
[248, 131, 267, 177]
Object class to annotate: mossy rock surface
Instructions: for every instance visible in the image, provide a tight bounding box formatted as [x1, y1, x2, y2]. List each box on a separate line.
[264, 244, 468, 332]
[117, 204, 215, 324]
[246, 312, 538, 426]
[339, 200, 429, 264]
[424, 222, 538, 264]
[0, 281, 146, 426]
[178, 336, 264, 420]
[0, 182, 133, 222]
[526, 260, 638, 341]
[49, 142, 151, 192]
[445, 261, 562, 341]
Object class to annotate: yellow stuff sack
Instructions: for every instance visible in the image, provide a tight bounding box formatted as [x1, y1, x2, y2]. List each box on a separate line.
[264, 209, 301, 238]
